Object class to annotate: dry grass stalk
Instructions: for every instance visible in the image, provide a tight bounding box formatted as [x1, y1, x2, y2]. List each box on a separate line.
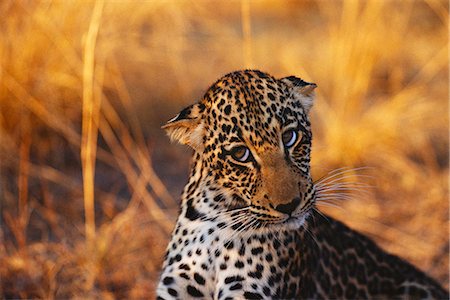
[81, 0, 104, 246]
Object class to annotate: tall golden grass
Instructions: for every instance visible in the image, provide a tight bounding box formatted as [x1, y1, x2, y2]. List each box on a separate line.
[0, 0, 448, 298]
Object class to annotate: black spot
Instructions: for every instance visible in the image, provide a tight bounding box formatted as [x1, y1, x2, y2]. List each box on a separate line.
[239, 244, 246, 255]
[368, 278, 378, 294]
[174, 105, 192, 121]
[185, 199, 205, 221]
[248, 271, 262, 279]
[168, 288, 178, 297]
[221, 124, 231, 134]
[235, 260, 244, 268]
[225, 241, 234, 249]
[168, 257, 174, 266]
[214, 194, 224, 202]
[187, 285, 204, 297]
[194, 273, 206, 285]
[179, 263, 190, 271]
[286, 282, 297, 298]
[357, 288, 368, 299]
[230, 283, 243, 291]
[279, 258, 288, 268]
[224, 105, 232, 115]
[334, 283, 344, 297]
[284, 75, 312, 87]
[345, 283, 357, 299]
[232, 222, 243, 230]
[256, 264, 264, 272]
[273, 239, 281, 249]
[288, 247, 295, 256]
[244, 291, 263, 299]
[163, 276, 174, 285]
[225, 275, 245, 284]
[251, 247, 263, 255]
[270, 103, 277, 113]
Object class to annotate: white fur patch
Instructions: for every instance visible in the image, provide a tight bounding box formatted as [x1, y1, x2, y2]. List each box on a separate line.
[298, 94, 314, 113]
[167, 113, 180, 123]
[189, 122, 204, 150]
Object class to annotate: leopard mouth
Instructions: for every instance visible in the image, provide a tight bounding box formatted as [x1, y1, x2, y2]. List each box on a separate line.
[217, 196, 314, 232]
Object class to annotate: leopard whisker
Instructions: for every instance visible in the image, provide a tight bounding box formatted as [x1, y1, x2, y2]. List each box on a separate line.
[303, 214, 321, 249]
[314, 167, 371, 185]
[317, 184, 370, 191]
[316, 181, 372, 189]
[312, 206, 331, 221]
[199, 206, 251, 222]
[223, 217, 256, 246]
[316, 186, 370, 195]
[316, 194, 353, 201]
[314, 172, 373, 185]
[222, 213, 251, 230]
[219, 219, 249, 247]
[316, 195, 354, 202]
[317, 190, 362, 198]
[272, 228, 284, 247]
[316, 174, 372, 188]
[316, 201, 344, 210]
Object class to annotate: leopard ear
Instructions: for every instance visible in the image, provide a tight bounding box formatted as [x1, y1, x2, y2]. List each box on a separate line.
[162, 103, 205, 150]
[281, 76, 317, 114]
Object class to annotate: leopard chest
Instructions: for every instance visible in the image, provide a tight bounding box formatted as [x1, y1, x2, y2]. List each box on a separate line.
[157, 219, 304, 299]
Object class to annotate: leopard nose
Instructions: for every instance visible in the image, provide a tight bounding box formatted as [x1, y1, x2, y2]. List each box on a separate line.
[274, 197, 301, 215]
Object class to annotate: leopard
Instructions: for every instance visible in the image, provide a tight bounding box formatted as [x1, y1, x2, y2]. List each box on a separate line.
[157, 70, 448, 299]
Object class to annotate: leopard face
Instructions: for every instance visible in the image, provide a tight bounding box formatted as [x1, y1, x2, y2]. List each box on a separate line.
[163, 70, 317, 232]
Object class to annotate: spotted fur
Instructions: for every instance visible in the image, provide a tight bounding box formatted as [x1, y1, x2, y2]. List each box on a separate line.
[157, 70, 448, 299]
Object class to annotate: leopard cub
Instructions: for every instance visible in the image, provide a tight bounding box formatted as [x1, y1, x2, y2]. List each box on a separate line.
[157, 70, 448, 299]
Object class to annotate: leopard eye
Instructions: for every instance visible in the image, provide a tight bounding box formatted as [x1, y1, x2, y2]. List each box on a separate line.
[230, 146, 251, 163]
[282, 130, 299, 148]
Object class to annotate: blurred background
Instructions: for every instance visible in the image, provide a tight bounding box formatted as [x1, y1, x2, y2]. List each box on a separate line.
[0, 0, 448, 298]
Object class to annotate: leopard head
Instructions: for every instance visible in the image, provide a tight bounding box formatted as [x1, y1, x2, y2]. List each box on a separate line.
[163, 70, 317, 232]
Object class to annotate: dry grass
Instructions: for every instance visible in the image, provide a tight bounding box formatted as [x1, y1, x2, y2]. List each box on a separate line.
[0, 0, 448, 298]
